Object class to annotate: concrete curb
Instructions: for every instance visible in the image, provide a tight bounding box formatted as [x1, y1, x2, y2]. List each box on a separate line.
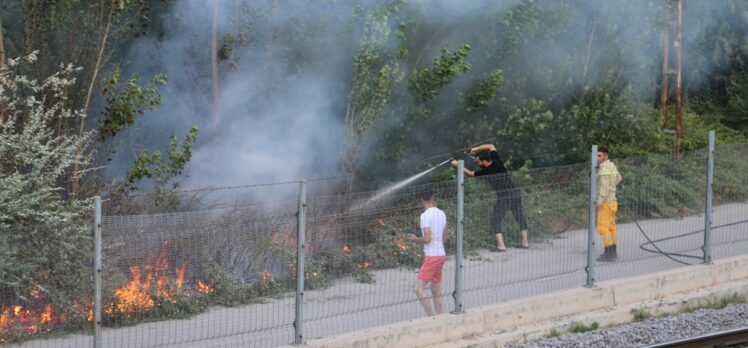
[283, 254, 748, 348]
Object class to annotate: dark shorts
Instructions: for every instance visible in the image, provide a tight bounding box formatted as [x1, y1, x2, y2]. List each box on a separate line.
[490, 188, 528, 233]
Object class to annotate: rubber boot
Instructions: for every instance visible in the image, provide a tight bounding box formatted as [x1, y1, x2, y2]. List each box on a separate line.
[609, 245, 617, 261]
[597, 246, 611, 262]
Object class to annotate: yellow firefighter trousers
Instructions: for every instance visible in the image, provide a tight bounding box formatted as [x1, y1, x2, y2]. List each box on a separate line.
[597, 201, 618, 247]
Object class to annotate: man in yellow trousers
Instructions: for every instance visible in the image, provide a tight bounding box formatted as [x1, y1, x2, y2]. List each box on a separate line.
[596, 147, 622, 262]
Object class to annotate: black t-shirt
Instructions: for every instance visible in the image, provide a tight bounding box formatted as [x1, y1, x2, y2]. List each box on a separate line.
[474, 150, 515, 192]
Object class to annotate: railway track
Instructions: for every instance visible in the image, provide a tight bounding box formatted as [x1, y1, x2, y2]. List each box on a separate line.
[643, 326, 748, 348]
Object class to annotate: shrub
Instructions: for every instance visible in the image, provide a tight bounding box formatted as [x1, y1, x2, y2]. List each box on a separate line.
[0, 53, 94, 342]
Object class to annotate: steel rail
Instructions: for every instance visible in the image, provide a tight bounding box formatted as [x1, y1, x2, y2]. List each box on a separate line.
[641, 326, 748, 348]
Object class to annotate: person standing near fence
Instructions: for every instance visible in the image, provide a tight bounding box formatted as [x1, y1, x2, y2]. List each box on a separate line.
[407, 189, 447, 316]
[451, 143, 529, 252]
[596, 146, 623, 262]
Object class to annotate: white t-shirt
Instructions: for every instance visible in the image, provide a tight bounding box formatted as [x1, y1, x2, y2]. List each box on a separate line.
[419, 207, 447, 256]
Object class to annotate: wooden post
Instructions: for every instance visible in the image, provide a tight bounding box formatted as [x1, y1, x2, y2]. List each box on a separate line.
[660, 29, 669, 130]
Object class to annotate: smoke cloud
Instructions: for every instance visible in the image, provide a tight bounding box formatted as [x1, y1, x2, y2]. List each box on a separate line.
[106, 0, 744, 199]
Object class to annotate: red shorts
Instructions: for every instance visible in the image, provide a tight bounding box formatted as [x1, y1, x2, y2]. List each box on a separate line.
[418, 256, 446, 282]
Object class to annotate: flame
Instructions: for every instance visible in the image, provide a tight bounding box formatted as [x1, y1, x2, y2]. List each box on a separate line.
[111, 241, 193, 317]
[113, 266, 156, 315]
[395, 234, 408, 251]
[175, 262, 187, 288]
[72, 300, 94, 322]
[355, 260, 372, 269]
[1, 241, 214, 340]
[40, 304, 53, 324]
[343, 245, 351, 254]
[196, 280, 214, 295]
[0, 303, 56, 338]
[262, 271, 274, 284]
[377, 218, 385, 227]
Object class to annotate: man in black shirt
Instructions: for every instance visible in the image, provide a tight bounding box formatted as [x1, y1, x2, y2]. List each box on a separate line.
[451, 144, 529, 252]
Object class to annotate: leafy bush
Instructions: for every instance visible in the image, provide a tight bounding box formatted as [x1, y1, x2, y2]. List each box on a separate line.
[0, 53, 94, 342]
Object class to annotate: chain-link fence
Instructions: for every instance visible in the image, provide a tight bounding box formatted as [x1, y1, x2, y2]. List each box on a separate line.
[3, 133, 747, 347]
[711, 142, 748, 261]
[0, 222, 94, 348]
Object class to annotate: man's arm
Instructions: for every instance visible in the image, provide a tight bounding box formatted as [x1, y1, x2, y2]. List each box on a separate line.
[408, 227, 431, 244]
[442, 225, 448, 244]
[450, 160, 475, 176]
[470, 143, 496, 154]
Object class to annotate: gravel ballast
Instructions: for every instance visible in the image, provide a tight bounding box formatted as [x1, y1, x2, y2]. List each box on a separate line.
[507, 302, 748, 348]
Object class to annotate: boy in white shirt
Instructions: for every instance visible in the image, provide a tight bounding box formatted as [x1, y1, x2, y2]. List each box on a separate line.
[408, 189, 447, 316]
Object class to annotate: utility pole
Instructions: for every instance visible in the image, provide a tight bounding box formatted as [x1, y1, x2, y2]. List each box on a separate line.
[660, 0, 683, 158]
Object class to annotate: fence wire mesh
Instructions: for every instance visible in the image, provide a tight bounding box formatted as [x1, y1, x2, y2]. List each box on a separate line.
[98, 200, 299, 348]
[461, 163, 590, 307]
[711, 143, 748, 261]
[5, 141, 747, 348]
[594, 149, 709, 281]
[0, 222, 94, 348]
[303, 180, 458, 339]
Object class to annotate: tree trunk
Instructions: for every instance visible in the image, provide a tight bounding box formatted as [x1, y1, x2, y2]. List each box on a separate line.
[71, 5, 114, 196]
[211, 0, 220, 123]
[0, 17, 5, 69]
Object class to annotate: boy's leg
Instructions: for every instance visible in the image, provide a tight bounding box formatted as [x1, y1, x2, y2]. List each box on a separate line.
[430, 281, 443, 314]
[414, 280, 433, 316]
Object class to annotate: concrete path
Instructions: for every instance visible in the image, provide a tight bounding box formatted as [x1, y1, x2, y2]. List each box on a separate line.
[11, 203, 747, 348]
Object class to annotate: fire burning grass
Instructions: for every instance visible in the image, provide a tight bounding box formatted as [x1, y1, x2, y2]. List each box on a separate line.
[0, 303, 56, 341]
[0, 241, 216, 343]
[1, 217, 422, 343]
[0, 287, 92, 344]
[107, 241, 214, 321]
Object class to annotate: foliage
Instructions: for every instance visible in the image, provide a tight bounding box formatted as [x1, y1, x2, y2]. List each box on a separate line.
[465, 70, 503, 112]
[342, 1, 405, 179]
[631, 307, 652, 322]
[568, 321, 599, 333]
[359, 229, 423, 270]
[0, 53, 94, 341]
[100, 66, 167, 138]
[123, 126, 199, 190]
[410, 45, 472, 102]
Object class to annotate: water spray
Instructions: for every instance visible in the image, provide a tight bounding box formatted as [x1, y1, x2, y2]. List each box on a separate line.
[350, 143, 485, 212]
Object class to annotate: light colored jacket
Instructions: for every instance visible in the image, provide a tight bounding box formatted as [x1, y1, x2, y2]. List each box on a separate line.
[597, 160, 622, 205]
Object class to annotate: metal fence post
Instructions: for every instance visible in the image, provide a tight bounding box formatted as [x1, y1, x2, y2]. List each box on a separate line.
[294, 180, 307, 345]
[586, 146, 598, 288]
[452, 160, 464, 314]
[93, 196, 102, 348]
[703, 130, 715, 264]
